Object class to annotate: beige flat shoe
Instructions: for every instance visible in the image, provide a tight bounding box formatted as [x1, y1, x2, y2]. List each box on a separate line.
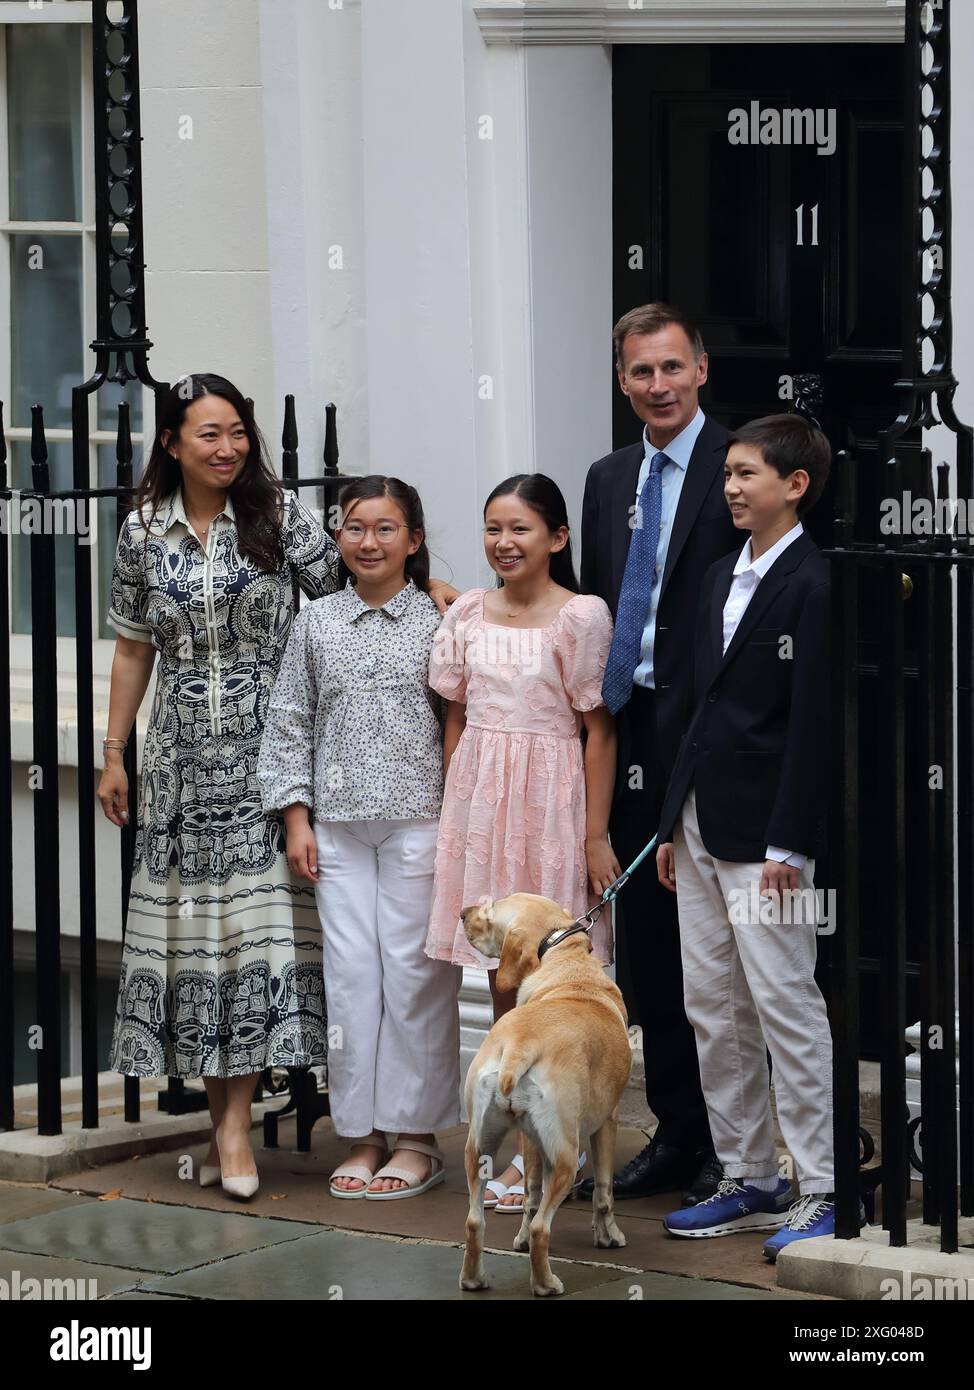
[330, 1137, 389, 1199]
[365, 1140, 446, 1201]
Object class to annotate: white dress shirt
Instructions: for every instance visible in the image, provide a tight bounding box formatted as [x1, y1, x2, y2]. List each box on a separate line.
[721, 521, 807, 869]
[633, 407, 706, 688]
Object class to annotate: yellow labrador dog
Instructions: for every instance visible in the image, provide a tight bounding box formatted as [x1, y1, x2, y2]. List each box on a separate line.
[459, 893, 631, 1297]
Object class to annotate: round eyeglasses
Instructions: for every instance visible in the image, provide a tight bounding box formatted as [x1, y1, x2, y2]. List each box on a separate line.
[340, 522, 407, 543]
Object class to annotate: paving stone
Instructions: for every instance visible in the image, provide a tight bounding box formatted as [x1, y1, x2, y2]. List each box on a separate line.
[142, 1227, 630, 1301]
[0, 1248, 141, 1299]
[104, 1290, 199, 1300]
[0, 1183, 95, 1224]
[0, 1198, 322, 1274]
[561, 1271, 808, 1300]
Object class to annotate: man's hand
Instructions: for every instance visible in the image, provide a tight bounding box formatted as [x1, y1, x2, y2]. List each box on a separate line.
[760, 859, 799, 897]
[428, 578, 460, 614]
[657, 842, 676, 892]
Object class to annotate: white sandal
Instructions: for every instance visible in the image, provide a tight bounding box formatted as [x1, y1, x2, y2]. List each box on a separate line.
[492, 1152, 525, 1212]
[329, 1136, 389, 1200]
[495, 1151, 588, 1213]
[483, 1177, 510, 1210]
[364, 1139, 446, 1201]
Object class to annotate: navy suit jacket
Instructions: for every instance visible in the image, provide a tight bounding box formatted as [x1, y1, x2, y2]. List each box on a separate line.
[580, 414, 738, 789]
[657, 530, 830, 862]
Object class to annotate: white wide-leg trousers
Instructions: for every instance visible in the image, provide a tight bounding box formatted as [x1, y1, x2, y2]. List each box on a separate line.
[673, 790, 834, 1194]
[313, 818, 462, 1138]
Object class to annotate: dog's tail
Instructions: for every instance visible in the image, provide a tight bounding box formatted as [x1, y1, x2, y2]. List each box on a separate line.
[498, 1040, 541, 1099]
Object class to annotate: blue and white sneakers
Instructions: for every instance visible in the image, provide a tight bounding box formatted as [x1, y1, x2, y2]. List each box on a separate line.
[663, 1177, 793, 1238]
[762, 1194, 867, 1262]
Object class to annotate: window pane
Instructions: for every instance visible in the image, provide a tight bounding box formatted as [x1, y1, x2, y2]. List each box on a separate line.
[10, 233, 83, 430]
[10, 439, 83, 638]
[7, 24, 82, 222]
[98, 379, 144, 436]
[13, 969, 71, 1084]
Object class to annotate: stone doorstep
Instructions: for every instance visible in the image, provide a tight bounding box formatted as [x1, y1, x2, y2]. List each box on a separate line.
[777, 1218, 974, 1300]
[4, 1057, 883, 1184]
[0, 1089, 294, 1184]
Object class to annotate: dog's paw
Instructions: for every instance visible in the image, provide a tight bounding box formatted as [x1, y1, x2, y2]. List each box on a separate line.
[459, 1273, 492, 1291]
[594, 1225, 627, 1249]
[532, 1275, 565, 1298]
[512, 1231, 530, 1254]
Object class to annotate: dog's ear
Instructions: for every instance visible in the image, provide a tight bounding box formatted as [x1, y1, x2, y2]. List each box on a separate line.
[495, 926, 540, 993]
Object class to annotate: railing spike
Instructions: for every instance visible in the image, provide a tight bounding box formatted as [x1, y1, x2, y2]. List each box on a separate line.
[282, 395, 298, 484]
[323, 402, 339, 476]
[30, 404, 49, 491]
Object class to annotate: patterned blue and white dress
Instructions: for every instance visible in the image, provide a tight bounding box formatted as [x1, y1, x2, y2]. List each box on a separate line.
[106, 487, 340, 1078]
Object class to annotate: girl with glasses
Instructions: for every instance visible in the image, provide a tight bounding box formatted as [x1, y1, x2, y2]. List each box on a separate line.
[258, 475, 462, 1199]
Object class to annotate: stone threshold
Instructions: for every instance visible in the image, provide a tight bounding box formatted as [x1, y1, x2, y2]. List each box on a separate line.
[3, 1059, 882, 1183]
[2, 1072, 298, 1183]
[778, 1218, 974, 1299]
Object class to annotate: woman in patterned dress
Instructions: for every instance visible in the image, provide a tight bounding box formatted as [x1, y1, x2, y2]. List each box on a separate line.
[96, 373, 452, 1199]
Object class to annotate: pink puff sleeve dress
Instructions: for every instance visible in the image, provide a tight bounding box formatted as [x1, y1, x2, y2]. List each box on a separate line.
[424, 587, 615, 969]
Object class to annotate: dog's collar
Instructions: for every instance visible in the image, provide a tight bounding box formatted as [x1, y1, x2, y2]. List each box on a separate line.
[536, 921, 593, 960]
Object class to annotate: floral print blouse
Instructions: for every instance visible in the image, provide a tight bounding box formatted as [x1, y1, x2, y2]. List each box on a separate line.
[257, 579, 445, 823]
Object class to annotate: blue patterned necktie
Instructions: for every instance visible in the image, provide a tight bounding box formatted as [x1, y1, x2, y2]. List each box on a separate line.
[601, 450, 668, 714]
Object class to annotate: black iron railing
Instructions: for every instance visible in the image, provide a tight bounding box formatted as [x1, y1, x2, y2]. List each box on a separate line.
[0, 389, 348, 1140]
[828, 0, 974, 1254]
[0, 0, 345, 1147]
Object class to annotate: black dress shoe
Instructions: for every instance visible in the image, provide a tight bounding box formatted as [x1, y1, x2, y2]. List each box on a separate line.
[577, 1137, 700, 1200]
[680, 1149, 724, 1206]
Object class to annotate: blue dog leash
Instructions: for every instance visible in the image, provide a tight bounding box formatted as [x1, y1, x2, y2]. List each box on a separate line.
[536, 832, 660, 960]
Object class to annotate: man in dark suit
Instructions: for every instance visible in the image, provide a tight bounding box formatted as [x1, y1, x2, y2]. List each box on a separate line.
[579, 303, 739, 1203]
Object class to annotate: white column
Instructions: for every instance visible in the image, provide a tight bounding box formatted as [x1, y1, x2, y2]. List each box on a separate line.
[523, 43, 613, 537]
[257, 0, 369, 477]
[139, 0, 276, 425]
[359, 0, 483, 583]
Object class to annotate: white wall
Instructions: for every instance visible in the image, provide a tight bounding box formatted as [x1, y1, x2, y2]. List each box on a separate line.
[357, 0, 482, 588]
[138, 0, 276, 428]
[257, 0, 370, 481]
[128, 0, 615, 592]
[523, 42, 613, 550]
[252, 0, 615, 591]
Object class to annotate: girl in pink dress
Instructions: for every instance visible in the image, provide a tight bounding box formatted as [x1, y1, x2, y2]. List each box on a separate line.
[426, 473, 618, 1210]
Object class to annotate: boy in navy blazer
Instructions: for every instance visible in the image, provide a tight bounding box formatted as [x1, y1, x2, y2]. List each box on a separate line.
[654, 413, 862, 1257]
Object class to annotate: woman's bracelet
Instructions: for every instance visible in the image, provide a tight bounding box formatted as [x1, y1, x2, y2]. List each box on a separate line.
[103, 737, 128, 752]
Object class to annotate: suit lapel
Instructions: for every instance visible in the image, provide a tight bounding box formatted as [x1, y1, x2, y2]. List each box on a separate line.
[660, 416, 728, 597]
[610, 442, 644, 602]
[716, 532, 815, 674]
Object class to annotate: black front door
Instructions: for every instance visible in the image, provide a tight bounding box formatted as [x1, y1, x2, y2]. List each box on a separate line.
[613, 41, 918, 1056]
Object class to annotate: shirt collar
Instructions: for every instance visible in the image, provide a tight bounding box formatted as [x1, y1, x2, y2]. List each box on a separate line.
[149, 486, 236, 534]
[732, 521, 804, 579]
[642, 407, 705, 473]
[336, 577, 417, 622]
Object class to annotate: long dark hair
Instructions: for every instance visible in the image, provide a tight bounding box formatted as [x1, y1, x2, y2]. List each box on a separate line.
[135, 373, 286, 572]
[483, 473, 579, 593]
[336, 475, 431, 593]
